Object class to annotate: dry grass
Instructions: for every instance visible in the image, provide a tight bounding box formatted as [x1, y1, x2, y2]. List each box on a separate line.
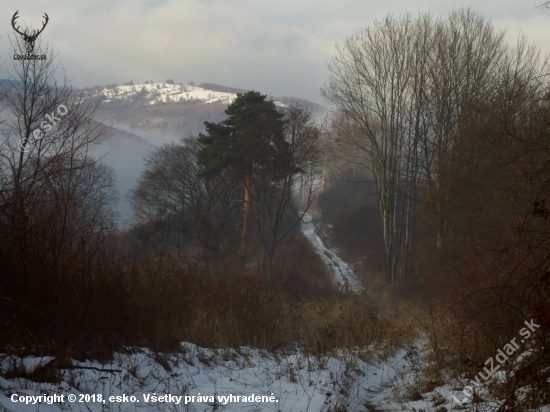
[0, 230, 415, 365]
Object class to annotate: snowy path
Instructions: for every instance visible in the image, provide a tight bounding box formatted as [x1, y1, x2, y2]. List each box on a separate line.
[3, 341, 544, 412]
[301, 212, 364, 293]
[0, 345, 423, 412]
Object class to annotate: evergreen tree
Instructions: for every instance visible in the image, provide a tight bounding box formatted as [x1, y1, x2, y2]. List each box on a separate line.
[197, 91, 289, 261]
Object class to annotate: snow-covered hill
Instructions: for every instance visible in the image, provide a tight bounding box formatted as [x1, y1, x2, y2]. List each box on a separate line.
[88, 83, 287, 107]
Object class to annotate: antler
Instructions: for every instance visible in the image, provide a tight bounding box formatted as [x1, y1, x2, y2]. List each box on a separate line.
[11, 11, 26, 36]
[32, 13, 49, 38]
[11, 11, 49, 39]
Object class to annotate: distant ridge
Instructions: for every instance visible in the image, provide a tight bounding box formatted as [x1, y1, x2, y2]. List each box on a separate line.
[0, 79, 23, 91]
[279, 96, 327, 116]
[197, 83, 327, 115]
[199, 83, 249, 95]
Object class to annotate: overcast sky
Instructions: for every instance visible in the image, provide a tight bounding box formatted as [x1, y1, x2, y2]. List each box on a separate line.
[0, 0, 549, 104]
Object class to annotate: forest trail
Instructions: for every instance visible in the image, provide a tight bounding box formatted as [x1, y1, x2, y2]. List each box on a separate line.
[301, 212, 364, 293]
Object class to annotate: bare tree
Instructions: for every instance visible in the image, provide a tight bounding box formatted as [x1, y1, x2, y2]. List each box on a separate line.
[252, 103, 325, 274]
[419, 11, 506, 250]
[0, 36, 116, 282]
[321, 10, 539, 283]
[322, 14, 421, 283]
[130, 137, 241, 270]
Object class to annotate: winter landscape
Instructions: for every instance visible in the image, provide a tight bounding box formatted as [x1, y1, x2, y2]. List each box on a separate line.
[1, 1, 550, 411]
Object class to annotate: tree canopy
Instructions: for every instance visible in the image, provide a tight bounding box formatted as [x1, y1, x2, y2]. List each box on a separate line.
[197, 91, 290, 179]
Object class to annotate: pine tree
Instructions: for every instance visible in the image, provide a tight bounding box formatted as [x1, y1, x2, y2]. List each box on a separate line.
[197, 91, 289, 261]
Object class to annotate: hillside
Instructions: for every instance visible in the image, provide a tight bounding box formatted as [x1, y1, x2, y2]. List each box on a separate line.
[74, 81, 328, 224]
[82, 82, 327, 145]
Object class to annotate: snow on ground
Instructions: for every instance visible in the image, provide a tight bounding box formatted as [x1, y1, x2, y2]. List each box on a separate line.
[91, 83, 286, 107]
[301, 212, 364, 294]
[3, 217, 548, 411]
[4, 341, 549, 412]
[0, 343, 430, 412]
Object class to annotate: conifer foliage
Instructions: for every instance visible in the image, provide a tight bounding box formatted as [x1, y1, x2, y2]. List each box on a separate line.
[197, 91, 291, 179]
[197, 91, 292, 260]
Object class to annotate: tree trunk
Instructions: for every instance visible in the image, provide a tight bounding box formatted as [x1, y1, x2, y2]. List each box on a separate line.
[240, 167, 252, 262]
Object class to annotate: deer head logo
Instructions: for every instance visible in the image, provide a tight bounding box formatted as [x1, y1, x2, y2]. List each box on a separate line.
[11, 11, 49, 54]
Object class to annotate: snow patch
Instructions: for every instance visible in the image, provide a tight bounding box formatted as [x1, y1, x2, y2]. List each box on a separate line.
[89, 83, 287, 107]
[301, 212, 364, 293]
[0, 345, 419, 412]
